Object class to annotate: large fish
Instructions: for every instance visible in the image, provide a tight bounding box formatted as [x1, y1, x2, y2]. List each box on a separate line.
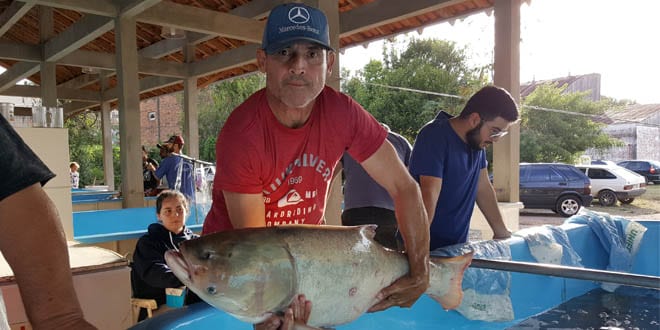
[165, 225, 472, 328]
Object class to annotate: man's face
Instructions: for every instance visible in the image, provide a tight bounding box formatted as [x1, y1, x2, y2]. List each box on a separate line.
[466, 116, 513, 150]
[159, 146, 170, 158]
[257, 42, 335, 109]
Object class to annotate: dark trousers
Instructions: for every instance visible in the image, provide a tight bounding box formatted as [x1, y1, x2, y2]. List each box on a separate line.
[341, 207, 401, 250]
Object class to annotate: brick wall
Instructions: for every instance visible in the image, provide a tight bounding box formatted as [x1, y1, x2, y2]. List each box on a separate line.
[140, 93, 183, 148]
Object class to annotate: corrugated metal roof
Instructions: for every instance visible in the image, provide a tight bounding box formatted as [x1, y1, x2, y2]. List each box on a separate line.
[606, 103, 660, 124]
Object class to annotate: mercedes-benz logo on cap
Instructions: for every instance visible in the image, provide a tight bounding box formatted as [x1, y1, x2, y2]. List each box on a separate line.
[288, 6, 310, 24]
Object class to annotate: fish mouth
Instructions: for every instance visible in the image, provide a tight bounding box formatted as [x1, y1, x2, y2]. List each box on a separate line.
[164, 250, 193, 283]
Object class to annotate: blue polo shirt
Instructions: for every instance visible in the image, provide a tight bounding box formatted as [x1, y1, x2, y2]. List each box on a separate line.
[409, 111, 486, 249]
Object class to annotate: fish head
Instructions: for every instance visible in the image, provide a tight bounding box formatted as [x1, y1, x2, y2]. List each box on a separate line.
[165, 232, 297, 323]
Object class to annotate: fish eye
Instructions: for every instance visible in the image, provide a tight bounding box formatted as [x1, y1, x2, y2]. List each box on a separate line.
[201, 250, 213, 260]
[207, 285, 217, 295]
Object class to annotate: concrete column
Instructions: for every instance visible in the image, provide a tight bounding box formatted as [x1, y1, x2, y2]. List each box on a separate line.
[115, 16, 144, 208]
[99, 71, 115, 190]
[493, 0, 521, 203]
[183, 43, 199, 159]
[39, 6, 57, 107]
[317, 0, 342, 225]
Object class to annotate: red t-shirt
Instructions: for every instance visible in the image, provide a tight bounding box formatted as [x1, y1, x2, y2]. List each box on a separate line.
[202, 86, 386, 234]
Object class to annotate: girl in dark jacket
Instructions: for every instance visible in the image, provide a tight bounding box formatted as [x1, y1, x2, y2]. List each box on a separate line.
[131, 190, 200, 321]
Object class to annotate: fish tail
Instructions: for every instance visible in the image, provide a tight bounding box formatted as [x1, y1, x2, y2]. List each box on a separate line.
[426, 252, 473, 310]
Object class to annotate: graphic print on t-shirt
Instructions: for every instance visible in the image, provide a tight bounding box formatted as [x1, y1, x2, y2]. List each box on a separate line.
[263, 151, 333, 227]
[277, 189, 303, 207]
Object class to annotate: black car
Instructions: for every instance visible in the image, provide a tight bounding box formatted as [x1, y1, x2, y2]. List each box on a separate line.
[519, 163, 593, 217]
[617, 160, 660, 184]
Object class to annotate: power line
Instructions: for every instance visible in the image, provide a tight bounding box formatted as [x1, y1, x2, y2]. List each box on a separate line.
[355, 81, 660, 128]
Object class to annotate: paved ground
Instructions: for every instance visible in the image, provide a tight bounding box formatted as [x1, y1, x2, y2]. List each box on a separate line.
[519, 209, 660, 230]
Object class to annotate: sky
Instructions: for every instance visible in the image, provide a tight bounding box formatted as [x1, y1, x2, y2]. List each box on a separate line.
[340, 0, 660, 104]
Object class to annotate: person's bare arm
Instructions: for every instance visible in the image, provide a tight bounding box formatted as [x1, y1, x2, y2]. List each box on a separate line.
[0, 184, 95, 329]
[475, 169, 511, 240]
[223, 191, 266, 229]
[418, 175, 442, 225]
[360, 141, 430, 312]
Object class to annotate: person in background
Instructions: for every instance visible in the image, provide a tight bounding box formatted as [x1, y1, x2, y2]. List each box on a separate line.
[148, 135, 195, 202]
[340, 123, 412, 250]
[202, 3, 429, 329]
[130, 190, 200, 321]
[142, 146, 160, 197]
[409, 85, 519, 250]
[69, 162, 80, 189]
[0, 116, 96, 328]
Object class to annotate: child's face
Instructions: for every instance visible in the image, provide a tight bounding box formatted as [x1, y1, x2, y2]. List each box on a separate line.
[71, 165, 79, 172]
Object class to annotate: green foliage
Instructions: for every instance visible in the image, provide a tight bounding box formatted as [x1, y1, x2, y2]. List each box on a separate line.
[520, 84, 622, 163]
[342, 37, 488, 141]
[66, 112, 121, 187]
[197, 73, 266, 161]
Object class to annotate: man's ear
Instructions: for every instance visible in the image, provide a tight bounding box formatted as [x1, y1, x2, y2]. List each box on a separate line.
[326, 50, 335, 75]
[469, 112, 482, 128]
[256, 49, 267, 72]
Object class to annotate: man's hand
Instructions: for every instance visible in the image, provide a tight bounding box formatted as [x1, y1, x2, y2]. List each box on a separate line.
[254, 294, 316, 330]
[281, 294, 317, 330]
[493, 228, 512, 240]
[367, 273, 429, 312]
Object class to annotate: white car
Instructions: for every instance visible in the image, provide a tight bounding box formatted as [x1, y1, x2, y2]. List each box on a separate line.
[575, 164, 647, 206]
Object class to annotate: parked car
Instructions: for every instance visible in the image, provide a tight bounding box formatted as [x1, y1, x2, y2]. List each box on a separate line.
[590, 159, 617, 166]
[519, 163, 593, 217]
[617, 160, 660, 184]
[575, 164, 646, 206]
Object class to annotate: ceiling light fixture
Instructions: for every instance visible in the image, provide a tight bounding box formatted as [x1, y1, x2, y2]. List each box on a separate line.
[81, 67, 99, 74]
[161, 26, 186, 39]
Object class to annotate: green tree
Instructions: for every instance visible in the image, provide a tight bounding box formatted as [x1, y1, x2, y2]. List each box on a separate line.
[66, 112, 121, 188]
[520, 84, 622, 163]
[342, 37, 487, 141]
[197, 73, 265, 162]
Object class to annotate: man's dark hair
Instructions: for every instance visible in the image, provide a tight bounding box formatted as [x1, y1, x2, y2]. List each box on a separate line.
[459, 85, 519, 122]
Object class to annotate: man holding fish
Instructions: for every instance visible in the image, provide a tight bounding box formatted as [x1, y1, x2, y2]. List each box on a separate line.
[202, 3, 430, 329]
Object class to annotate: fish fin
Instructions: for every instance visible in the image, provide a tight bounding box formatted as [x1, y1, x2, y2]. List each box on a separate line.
[358, 224, 378, 240]
[426, 252, 474, 310]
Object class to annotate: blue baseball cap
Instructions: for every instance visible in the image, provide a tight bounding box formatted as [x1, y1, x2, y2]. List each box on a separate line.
[262, 3, 333, 54]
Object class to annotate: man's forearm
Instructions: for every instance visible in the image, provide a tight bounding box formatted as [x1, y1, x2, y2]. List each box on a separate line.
[0, 185, 94, 329]
[476, 186, 510, 237]
[394, 182, 430, 278]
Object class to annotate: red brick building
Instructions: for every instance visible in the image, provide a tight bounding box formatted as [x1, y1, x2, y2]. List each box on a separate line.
[140, 92, 183, 148]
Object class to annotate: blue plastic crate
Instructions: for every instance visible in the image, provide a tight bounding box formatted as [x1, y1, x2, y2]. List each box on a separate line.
[165, 287, 186, 308]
